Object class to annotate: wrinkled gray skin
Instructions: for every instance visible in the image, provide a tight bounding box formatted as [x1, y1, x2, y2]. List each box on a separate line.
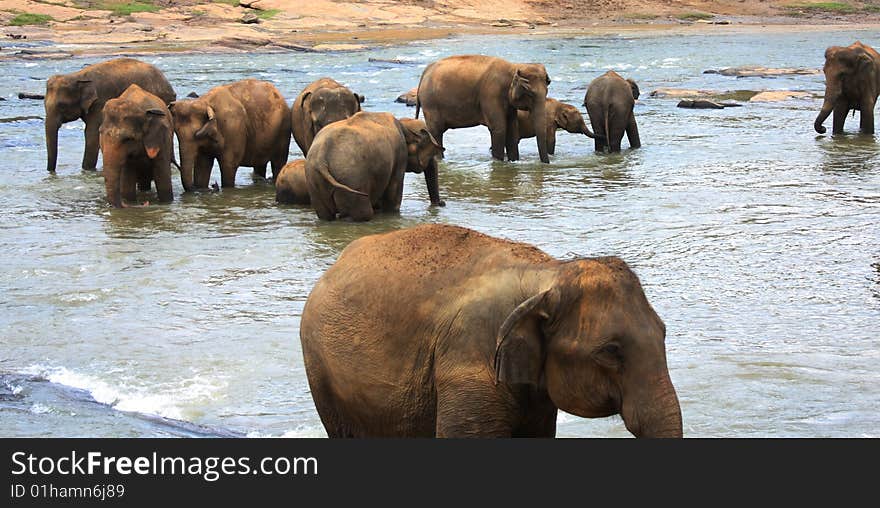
[305, 113, 444, 222]
[275, 159, 310, 205]
[584, 70, 641, 153]
[516, 98, 595, 155]
[291, 78, 364, 156]
[99, 84, 173, 208]
[416, 55, 552, 164]
[45, 57, 176, 172]
[814, 41, 880, 135]
[300, 224, 683, 438]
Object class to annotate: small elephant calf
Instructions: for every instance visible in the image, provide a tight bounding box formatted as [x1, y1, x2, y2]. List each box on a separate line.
[516, 98, 595, 155]
[275, 159, 310, 205]
[584, 70, 641, 152]
[99, 84, 173, 208]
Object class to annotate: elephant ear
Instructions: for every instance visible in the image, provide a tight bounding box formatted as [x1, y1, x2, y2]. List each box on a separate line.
[77, 79, 98, 114]
[355, 93, 365, 104]
[627, 79, 641, 101]
[194, 105, 219, 141]
[494, 289, 555, 386]
[143, 109, 167, 160]
[509, 69, 534, 110]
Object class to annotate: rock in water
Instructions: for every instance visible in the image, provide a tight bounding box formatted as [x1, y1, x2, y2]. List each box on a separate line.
[395, 88, 418, 107]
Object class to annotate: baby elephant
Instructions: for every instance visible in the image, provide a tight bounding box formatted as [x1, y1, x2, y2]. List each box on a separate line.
[170, 79, 291, 190]
[516, 98, 595, 155]
[305, 112, 444, 221]
[275, 159, 310, 205]
[584, 70, 641, 152]
[99, 84, 173, 208]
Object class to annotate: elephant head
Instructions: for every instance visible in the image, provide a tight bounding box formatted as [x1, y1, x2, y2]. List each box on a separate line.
[815, 42, 879, 133]
[554, 102, 595, 137]
[99, 98, 169, 207]
[169, 98, 224, 191]
[509, 64, 552, 163]
[627, 78, 641, 100]
[494, 258, 682, 438]
[399, 118, 446, 206]
[44, 75, 98, 172]
[302, 87, 364, 134]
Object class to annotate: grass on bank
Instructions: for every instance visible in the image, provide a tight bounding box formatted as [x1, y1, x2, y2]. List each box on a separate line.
[677, 12, 715, 20]
[71, 1, 161, 16]
[783, 2, 880, 14]
[6, 12, 55, 26]
[621, 12, 660, 20]
[257, 8, 280, 20]
[212, 0, 240, 6]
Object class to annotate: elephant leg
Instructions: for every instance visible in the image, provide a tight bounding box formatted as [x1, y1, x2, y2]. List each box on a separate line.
[380, 176, 404, 214]
[270, 149, 287, 181]
[152, 161, 173, 203]
[120, 167, 138, 204]
[626, 115, 641, 149]
[338, 193, 374, 222]
[313, 196, 337, 221]
[505, 110, 520, 161]
[195, 155, 214, 189]
[594, 136, 605, 152]
[832, 105, 847, 134]
[435, 379, 514, 437]
[220, 160, 237, 188]
[253, 163, 267, 179]
[488, 125, 507, 161]
[82, 115, 101, 171]
[860, 98, 876, 134]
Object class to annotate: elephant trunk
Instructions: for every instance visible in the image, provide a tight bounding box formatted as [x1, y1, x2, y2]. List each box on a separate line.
[178, 141, 195, 192]
[532, 101, 550, 163]
[424, 157, 444, 207]
[45, 113, 60, 173]
[102, 143, 125, 208]
[622, 373, 683, 438]
[814, 99, 834, 134]
[576, 117, 595, 138]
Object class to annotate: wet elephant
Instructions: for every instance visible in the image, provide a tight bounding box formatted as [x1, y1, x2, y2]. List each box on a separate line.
[516, 98, 594, 154]
[304, 113, 443, 221]
[814, 41, 880, 135]
[291, 78, 364, 156]
[275, 159, 310, 205]
[300, 224, 683, 438]
[44, 57, 176, 173]
[416, 55, 552, 164]
[170, 79, 291, 190]
[583, 70, 641, 152]
[98, 84, 174, 208]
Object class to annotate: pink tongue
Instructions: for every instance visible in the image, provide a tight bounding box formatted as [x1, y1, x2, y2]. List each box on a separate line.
[146, 147, 160, 159]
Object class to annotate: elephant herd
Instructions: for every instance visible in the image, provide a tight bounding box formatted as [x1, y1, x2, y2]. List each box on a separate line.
[41, 41, 880, 437]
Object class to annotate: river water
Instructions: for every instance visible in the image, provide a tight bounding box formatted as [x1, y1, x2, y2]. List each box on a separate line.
[1, 29, 878, 437]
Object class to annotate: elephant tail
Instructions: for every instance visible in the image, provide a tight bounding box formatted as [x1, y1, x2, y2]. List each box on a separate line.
[415, 101, 420, 119]
[314, 162, 368, 197]
[604, 105, 611, 150]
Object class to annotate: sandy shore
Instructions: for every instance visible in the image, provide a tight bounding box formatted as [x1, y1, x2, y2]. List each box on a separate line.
[2, 0, 880, 60]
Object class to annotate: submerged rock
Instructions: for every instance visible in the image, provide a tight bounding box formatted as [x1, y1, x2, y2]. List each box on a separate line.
[704, 66, 820, 78]
[749, 91, 814, 102]
[18, 92, 44, 100]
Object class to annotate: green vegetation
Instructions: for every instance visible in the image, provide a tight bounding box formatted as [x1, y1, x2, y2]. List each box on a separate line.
[622, 13, 659, 20]
[212, 0, 240, 6]
[257, 8, 281, 20]
[676, 12, 715, 21]
[7, 12, 55, 26]
[783, 2, 880, 15]
[71, 1, 161, 16]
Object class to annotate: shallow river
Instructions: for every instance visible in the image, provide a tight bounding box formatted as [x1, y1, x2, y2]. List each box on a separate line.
[1, 29, 878, 437]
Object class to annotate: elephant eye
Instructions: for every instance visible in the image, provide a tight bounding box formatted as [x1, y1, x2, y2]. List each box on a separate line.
[594, 341, 623, 368]
[602, 343, 620, 356]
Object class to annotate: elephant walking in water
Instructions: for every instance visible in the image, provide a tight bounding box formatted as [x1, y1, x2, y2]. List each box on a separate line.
[99, 85, 174, 208]
[304, 113, 444, 221]
[300, 224, 683, 438]
[44, 57, 176, 173]
[515, 98, 595, 155]
[416, 55, 553, 164]
[583, 70, 641, 153]
[170, 79, 291, 190]
[814, 41, 880, 135]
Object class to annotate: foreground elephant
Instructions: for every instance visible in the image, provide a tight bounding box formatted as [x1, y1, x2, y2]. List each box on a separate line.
[583, 71, 641, 152]
[45, 57, 176, 173]
[305, 113, 444, 221]
[99, 85, 173, 208]
[291, 78, 364, 156]
[416, 55, 552, 163]
[300, 224, 683, 437]
[170, 79, 291, 190]
[516, 98, 595, 154]
[814, 41, 880, 134]
[275, 159, 309, 205]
